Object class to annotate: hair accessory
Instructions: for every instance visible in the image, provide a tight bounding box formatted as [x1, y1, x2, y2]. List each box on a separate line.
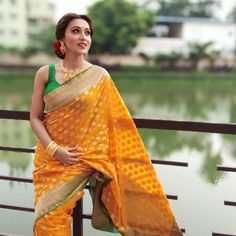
[53, 40, 60, 51]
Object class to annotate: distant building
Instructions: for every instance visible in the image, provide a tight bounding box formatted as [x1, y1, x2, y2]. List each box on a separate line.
[0, 0, 55, 48]
[133, 16, 236, 58]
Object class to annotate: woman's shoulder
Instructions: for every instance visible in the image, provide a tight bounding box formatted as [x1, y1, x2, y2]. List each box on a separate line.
[91, 64, 110, 77]
[34, 64, 52, 83]
[35, 64, 50, 76]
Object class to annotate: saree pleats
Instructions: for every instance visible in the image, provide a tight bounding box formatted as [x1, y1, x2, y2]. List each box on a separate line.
[33, 66, 183, 235]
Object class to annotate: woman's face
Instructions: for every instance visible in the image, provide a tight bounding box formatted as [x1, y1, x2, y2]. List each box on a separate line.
[63, 18, 92, 56]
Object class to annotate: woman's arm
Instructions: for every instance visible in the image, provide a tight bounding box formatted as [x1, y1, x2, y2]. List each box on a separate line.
[30, 65, 80, 165]
[30, 65, 51, 148]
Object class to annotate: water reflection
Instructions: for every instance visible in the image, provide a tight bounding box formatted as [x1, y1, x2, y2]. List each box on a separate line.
[0, 152, 31, 178]
[120, 79, 236, 122]
[0, 118, 35, 179]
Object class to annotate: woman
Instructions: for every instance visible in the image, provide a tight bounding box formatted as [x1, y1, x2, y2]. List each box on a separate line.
[30, 13, 183, 236]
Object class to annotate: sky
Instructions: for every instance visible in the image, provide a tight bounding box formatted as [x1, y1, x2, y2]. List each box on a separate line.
[49, 0, 236, 21]
[49, 0, 95, 20]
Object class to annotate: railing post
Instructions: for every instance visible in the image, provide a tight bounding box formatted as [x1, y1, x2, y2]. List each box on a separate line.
[72, 199, 83, 236]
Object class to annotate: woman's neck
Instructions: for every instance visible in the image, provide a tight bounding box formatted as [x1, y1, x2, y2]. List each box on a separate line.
[62, 54, 86, 70]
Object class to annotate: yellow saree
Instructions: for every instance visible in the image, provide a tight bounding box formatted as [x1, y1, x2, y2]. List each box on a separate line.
[33, 65, 183, 236]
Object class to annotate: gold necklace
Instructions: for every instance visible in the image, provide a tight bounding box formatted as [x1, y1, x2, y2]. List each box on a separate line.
[61, 62, 86, 81]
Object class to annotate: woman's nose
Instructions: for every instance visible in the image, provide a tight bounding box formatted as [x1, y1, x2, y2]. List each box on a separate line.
[79, 32, 86, 39]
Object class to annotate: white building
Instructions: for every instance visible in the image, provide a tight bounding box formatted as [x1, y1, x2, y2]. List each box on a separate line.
[133, 16, 236, 58]
[0, 0, 55, 48]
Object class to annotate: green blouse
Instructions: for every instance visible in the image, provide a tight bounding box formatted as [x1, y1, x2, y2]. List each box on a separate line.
[44, 64, 60, 95]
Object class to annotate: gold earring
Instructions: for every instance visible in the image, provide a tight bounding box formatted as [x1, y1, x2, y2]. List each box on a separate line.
[60, 41, 66, 54]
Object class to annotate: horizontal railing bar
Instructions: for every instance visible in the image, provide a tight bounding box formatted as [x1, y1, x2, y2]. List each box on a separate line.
[0, 204, 34, 212]
[0, 176, 178, 200]
[0, 232, 22, 236]
[213, 233, 236, 236]
[152, 159, 188, 167]
[0, 147, 188, 167]
[0, 110, 29, 120]
[0, 175, 32, 183]
[217, 166, 236, 172]
[1, 193, 177, 213]
[134, 118, 236, 135]
[166, 194, 178, 200]
[82, 213, 91, 219]
[0, 146, 34, 153]
[0, 195, 179, 212]
[224, 201, 236, 207]
[2, 110, 236, 135]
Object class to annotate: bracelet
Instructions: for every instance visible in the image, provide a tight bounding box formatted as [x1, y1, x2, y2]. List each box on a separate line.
[45, 141, 60, 157]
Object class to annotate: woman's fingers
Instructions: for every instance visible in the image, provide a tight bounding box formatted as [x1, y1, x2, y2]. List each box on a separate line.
[64, 159, 79, 166]
[67, 146, 78, 152]
[68, 160, 79, 165]
[60, 146, 84, 166]
[67, 145, 84, 152]
[70, 152, 83, 158]
[66, 155, 81, 164]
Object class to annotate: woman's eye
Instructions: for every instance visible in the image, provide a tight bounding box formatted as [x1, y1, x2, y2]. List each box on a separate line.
[85, 31, 91, 36]
[72, 29, 79, 33]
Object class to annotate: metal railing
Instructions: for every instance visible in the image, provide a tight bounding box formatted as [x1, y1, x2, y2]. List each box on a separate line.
[0, 109, 236, 236]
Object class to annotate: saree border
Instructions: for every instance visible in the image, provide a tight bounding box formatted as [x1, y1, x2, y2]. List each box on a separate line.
[34, 170, 93, 222]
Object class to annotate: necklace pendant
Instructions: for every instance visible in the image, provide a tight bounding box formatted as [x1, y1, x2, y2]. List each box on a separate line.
[61, 61, 86, 82]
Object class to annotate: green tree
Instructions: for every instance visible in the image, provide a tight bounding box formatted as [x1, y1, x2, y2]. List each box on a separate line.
[154, 51, 184, 69]
[154, 0, 190, 16]
[0, 44, 21, 55]
[88, 0, 155, 54]
[145, 0, 219, 17]
[188, 41, 214, 69]
[187, 0, 219, 17]
[138, 52, 152, 65]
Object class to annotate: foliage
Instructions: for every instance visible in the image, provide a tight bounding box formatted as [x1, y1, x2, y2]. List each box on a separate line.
[186, 0, 219, 17]
[0, 45, 20, 55]
[188, 41, 214, 62]
[154, 51, 184, 63]
[153, 51, 186, 70]
[151, 41, 223, 71]
[138, 52, 152, 64]
[88, 0, 155, 54]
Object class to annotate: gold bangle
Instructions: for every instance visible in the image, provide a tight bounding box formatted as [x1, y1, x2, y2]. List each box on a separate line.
[45, 141, 60, 157]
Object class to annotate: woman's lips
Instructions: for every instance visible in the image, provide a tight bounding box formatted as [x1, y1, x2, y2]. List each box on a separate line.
[77, 43, 87, 48]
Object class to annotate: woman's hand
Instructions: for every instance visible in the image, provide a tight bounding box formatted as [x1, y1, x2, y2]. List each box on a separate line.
[53, 146, 82, 166]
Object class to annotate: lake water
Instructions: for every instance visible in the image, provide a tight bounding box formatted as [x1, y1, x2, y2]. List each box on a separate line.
[0, 71, 236, 236]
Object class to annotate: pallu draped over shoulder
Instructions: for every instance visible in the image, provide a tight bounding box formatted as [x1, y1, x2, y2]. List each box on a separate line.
[33, 65, 183, 236]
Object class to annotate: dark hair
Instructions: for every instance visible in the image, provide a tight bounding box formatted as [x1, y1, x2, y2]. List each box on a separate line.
[54, 13, 93, 59]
